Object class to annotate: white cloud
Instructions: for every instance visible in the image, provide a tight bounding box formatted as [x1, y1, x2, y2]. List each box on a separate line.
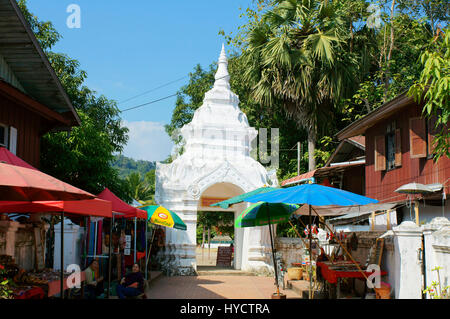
[121, 120, 173, 162]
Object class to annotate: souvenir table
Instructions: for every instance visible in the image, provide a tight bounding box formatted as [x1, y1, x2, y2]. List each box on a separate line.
[14, 270, 86, 298]
[46, 271, 86, 297]
[317, 261, 387, 298]
[12, 286, 46, 299]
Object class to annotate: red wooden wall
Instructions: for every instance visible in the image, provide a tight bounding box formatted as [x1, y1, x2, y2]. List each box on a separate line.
[0, 97, 43, 168]
[365, 102, 450, 202]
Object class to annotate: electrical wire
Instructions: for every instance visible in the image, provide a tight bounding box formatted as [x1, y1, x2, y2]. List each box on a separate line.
[119, 74, 230, 113]
[118, 75, 188, 105]
[120, 93, 178, 113]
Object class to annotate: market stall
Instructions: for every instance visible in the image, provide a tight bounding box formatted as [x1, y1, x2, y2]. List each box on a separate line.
[0, 147, 116, 299]
[0, 198, 112, 299]
[316, 260, 387, 298]
[244, 183, 381, 299]
[96, 188, 147, 298]
[139, 205, 187, 278]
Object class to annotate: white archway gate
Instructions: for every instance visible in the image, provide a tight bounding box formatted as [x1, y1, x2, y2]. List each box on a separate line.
[197, 182, 245, 269]
[155, 45, 278, 276]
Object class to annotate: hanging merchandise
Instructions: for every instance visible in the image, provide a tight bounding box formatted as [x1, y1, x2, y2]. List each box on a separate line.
[313, 225, 319, 235]
[88, 221, 96, 258]
[98, 220, 103, 255]
[154, 227, 164, 247]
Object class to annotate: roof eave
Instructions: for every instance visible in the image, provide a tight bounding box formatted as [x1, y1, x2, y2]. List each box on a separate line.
[336, 91, 414, 141]
[8, 0, 81, 126]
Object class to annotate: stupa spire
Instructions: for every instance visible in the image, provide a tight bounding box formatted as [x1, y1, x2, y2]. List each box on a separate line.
[214, 43, 230, 89]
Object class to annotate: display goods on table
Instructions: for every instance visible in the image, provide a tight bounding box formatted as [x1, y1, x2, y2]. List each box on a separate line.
[317, 261, 387, 284]
[1, 254, 86, 299]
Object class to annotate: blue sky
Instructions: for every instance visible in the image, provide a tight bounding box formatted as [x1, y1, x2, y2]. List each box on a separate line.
[27, 0, 252, 161]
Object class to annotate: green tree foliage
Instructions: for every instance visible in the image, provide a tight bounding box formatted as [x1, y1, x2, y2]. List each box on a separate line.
[112, 155, 156, 179]
[125, 172, 155, 204]
[18, 1, 131, 201]
[218, 0, 448, 180]
[409, 27, 450, 160]
[240, 0, 361, 170]
[196, 211, 235, 244]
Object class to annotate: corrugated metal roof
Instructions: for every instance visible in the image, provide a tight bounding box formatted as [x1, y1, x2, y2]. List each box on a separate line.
[281, 161, 365, 187]
[0, 0, 80, 127]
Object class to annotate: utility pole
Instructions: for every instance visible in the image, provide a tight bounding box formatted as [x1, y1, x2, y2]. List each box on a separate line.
[297, 142, 301, 176]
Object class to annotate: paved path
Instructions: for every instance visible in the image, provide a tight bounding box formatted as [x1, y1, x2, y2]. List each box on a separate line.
[145, 274, 301, 299]
[196, 246, 218, 266]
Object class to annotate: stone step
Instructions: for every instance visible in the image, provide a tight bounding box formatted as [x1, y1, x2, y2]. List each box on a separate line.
[286, 279, 310, 296]
[287, 279, 330, 299]
[196, 266, 255, 276]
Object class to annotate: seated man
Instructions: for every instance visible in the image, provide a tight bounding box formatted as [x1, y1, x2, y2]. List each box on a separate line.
[84, 260, 104, 299]
[116, 263, 145, 299]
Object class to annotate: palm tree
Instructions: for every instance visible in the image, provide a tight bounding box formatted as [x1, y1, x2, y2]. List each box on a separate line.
[126, 172, 154, 204]
[242, 0, 358, 170]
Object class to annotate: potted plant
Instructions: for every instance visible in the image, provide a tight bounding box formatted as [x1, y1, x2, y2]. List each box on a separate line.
[0, 264, 13, 299]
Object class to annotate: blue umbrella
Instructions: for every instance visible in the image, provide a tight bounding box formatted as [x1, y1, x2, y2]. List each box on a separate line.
[244, 183, 378, 299]
[245, 183, 378, 206]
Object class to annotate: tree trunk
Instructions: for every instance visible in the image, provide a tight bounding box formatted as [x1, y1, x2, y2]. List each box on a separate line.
[208, 227, 211, 258]
[202, 224, 205, 248]
[308, 132, 316, 171]
[384, 0, 396, 102]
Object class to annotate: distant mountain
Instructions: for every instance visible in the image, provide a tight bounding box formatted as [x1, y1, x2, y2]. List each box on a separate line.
[112, 154, 156, 179]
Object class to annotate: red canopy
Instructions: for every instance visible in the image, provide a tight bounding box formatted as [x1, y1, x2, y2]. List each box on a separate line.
[0, 147, 112, 217]
[0, 162, 96, 201]
[0, 147, 36, 170]
[97, 188, 147, 219]
[0, 199, 112, 218]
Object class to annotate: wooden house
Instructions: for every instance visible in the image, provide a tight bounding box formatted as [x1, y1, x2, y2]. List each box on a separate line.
[0, 0, 80, 168]
[337, 92, 450, 224]
[282, 136, 366, 195]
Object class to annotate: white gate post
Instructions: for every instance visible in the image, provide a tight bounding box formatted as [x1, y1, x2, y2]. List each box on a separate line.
[393, 221, 423, 299]
[423, 217, 450, 298]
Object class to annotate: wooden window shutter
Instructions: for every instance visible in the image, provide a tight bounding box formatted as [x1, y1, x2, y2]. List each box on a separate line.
[409, 117, 427, 158]
[9, 127, 17, 155]
[395, 128, 402, 167]
[374, 135, 386, 171]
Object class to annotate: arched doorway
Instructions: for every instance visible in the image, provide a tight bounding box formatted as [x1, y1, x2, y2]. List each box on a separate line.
[196, 182, 246, 270]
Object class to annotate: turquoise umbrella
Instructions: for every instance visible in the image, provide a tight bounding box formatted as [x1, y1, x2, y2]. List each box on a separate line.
[235, 201, 300, 298]
[245, 183, 378, 299]
[210, 186, 279, 209]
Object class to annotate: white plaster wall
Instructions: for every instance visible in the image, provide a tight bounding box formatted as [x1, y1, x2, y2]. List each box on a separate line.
[393, 221, 423, 299]
[423, 217, 450, 298]
[54, 218, 82, 271]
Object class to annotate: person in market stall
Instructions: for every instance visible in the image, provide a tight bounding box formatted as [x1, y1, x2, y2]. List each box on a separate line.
[116, 263, 145, 299]
[84, 260, 105, 299]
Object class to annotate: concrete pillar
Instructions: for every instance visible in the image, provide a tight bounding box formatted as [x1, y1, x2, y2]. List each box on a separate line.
[423, 217, 450, 298]
[0, 221, 21, 257]
[393, 221, 423, 299]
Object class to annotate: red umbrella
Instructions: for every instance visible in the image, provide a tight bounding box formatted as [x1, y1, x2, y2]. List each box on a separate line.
[0, 162, 96, 201]
[0, 199, 112, 218]
[0, 147, 37, 170]
[97, 188, 147, 219]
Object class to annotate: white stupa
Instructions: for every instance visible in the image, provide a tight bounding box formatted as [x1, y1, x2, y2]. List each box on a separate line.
[155, 45, 278, 275]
